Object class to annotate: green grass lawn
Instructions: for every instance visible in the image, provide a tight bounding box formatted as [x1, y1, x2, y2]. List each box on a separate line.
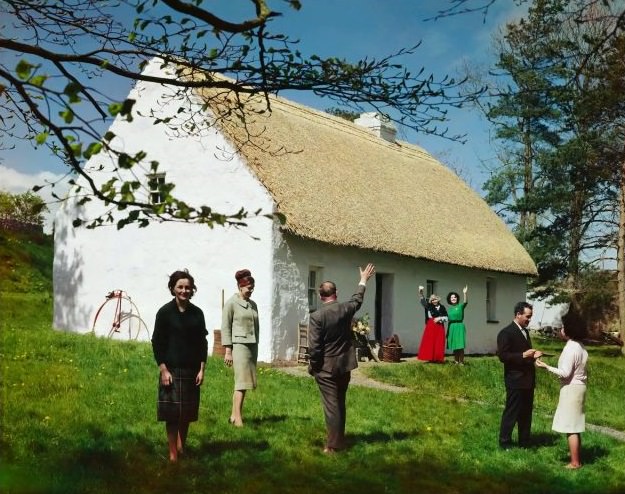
[0, 231, 52, 293]
[1, 292, 625, 494]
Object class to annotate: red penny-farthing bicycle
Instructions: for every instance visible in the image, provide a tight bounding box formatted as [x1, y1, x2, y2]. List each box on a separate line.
[91, 290, 150, 340]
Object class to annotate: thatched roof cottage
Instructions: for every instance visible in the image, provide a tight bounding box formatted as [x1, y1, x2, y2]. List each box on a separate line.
[53, 59, 536, 361]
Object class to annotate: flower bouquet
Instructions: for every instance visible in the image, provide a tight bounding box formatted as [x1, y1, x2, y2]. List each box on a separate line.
[351, 313, 380, 362]
[352, 313, 372, 337]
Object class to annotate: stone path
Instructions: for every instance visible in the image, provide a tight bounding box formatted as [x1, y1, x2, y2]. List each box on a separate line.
[275, 361, 625, 442]
[277, 363, 409, 393]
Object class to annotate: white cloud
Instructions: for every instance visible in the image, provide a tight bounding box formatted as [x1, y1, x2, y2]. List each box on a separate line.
[0, 165, 70, 233]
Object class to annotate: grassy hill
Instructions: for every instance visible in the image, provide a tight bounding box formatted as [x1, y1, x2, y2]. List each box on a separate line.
[1, 229, 625, 493]
[0, 228, 53, 293]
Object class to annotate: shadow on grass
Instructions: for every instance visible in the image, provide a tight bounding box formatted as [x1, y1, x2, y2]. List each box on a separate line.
[195, 438, 271, 456]
[245, 413, 290, 426]
[3, 435, 622, 494]
[583, 444, 611, 466]
[528, 431, 560, 448]
[347, 430, 418, 448]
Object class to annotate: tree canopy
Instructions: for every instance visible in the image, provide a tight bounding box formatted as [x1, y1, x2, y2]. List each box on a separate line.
[471, 0, 624, 346]
[0, 0, 482, 229]
[0, 189, 47, 226]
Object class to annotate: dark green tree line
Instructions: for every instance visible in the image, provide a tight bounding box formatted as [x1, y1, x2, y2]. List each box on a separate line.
[476, 0, 625, 349]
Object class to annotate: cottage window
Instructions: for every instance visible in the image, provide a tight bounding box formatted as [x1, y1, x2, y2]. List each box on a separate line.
[486, 277, 497, 322]
[308, 266, 323, 312]
[147, 173, 166, 204]
[426, 279, 437, 298]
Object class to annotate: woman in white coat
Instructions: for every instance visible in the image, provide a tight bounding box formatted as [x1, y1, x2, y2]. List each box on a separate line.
[536, 308, 588, 469]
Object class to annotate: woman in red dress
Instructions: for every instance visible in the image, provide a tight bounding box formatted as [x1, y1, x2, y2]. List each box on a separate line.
[417, 286, 448, 362]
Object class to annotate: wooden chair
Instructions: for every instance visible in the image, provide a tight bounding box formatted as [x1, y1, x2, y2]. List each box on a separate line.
[297, 322, 309, 364]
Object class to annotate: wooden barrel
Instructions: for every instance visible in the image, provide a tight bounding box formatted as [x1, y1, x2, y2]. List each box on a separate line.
[212, 329, 226, 357]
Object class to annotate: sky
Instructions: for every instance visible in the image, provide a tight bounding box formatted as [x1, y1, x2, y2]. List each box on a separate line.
[0, 0, 528, 228]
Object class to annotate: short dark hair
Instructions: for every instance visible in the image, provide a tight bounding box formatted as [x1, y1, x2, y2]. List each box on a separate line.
[514, 301, 532, 316]
[168, 269, 197, 298]
[446, 292, 460, 304]
[319, 281, 336, 298]
[561, 308, 588, 342]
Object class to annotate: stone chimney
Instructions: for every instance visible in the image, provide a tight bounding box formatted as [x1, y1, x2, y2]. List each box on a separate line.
[354, 112, 397, 142]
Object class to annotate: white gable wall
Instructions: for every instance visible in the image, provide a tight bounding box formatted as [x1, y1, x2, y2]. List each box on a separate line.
[54, 61, 278, 361]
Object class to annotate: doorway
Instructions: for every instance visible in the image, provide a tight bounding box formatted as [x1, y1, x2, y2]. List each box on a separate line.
[374, 273, 394, 342]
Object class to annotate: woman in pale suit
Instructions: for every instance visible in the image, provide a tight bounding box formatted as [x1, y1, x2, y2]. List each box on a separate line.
[536, 308, 588, 469]
[221, 269, 259, 427]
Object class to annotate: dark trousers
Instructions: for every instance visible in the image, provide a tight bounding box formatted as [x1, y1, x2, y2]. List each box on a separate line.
[315, 372, 351, 449]
[499, 387, 534, 446]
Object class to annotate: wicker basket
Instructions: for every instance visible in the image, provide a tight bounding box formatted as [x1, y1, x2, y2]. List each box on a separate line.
[382, 344, 402, 363]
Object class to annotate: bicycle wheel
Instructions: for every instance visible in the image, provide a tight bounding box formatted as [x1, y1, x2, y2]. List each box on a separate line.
[91, 294, 150, 341]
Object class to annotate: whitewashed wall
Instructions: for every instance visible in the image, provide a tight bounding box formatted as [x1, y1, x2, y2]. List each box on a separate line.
[272, 234, 529, 357]
[54, 59, 277, 361]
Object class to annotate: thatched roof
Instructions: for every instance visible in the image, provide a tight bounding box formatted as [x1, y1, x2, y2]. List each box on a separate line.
[195, 84, 537, 276]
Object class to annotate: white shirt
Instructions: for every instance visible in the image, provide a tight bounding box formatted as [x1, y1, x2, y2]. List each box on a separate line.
[544, 339, 588, 386]
[513, 321, 528, 339]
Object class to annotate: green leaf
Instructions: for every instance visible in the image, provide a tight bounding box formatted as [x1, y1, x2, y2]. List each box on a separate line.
[83, 142, 103, 159]
[70, 142, 82, 157]
[59, 109, 74, 124]
[108, 102, 123, 117]
[35, 132, 49, 145]
[101, 178, 117, 194]
[30, 75, 48, 87]
[116, 99, 136, 122]
[118, 153, 133, 169]
[16, 59, 34, 80]
[103, 131, 116, 142]
[63, 82, 82, 101]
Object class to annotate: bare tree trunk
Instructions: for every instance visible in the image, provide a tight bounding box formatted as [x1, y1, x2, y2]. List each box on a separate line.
[567, 189, 585, 286]
[618, 154, 625, 356]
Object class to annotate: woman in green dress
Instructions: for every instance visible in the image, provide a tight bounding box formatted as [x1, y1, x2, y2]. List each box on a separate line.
[446, 286, 468, 365]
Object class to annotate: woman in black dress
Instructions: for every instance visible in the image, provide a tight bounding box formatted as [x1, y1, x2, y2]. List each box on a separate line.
[151, 269, 208, 463]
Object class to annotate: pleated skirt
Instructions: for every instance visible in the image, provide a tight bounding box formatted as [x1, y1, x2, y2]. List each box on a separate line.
[552, 384, 586, 433]
[233, 343, 258, 391]
[157, 367, 200, 423]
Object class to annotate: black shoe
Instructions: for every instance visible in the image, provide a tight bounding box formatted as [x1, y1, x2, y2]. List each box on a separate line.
[499, 442, 514, 450]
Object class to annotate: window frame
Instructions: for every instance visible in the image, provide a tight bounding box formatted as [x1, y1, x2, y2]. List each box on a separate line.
[307, 266, 323, 313]
[146, 172, 166, 205]
[426, 279, 437, 299]
[486, 277, 498, 323]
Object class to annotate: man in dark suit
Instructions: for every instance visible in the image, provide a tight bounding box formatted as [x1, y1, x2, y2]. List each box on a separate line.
[308, 263, 376, 454]
[497, 301, 543, 449]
